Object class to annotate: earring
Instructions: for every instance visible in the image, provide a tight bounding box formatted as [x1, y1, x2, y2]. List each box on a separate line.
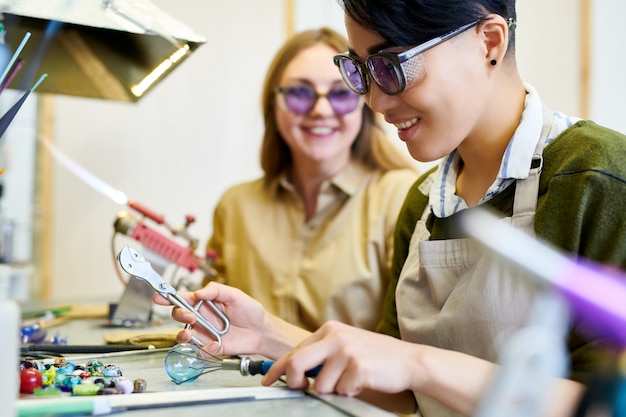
[490, 59, 497, 66]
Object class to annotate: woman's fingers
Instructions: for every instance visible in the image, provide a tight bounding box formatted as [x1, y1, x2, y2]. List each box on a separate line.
[262, 322, 409, 397]
[156, 281, 274, 358]
[262, 322, 342, 389]
[262, 354, 310, 389]
[171, 306, 197, 324]
[176, 328, 193, 343]
[332, 356, 368, 396]
[194, 281, 243, 306]
[152, 293, 170, 305]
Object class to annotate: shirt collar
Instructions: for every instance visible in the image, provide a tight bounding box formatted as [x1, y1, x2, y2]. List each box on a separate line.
[498, 83, 543, 180]
[274, 160, 370, 197]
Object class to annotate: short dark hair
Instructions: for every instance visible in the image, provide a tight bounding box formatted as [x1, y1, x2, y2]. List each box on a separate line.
[338, 0, 516, 51]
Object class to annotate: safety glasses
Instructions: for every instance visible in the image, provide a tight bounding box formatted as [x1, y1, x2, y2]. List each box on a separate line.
[275, 85, 362, 115]
[333, 20, 480, 96]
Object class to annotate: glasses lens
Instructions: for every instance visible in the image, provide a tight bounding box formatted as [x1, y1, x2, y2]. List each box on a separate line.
[281, 86, 317, 114]
[335, 57, 367, 94]
[327, 89, 361, 115]
[367, 56, 403, 94]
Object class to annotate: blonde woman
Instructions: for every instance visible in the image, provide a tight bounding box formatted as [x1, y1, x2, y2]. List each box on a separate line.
[206, 27, 418, 332]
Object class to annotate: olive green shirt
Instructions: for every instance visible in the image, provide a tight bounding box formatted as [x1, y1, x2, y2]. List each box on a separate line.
[380, 121, 626, 383]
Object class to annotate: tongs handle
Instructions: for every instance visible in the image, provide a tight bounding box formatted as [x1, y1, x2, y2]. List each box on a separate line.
[117, 246, 230, 348]
[167, 295, 230, 346]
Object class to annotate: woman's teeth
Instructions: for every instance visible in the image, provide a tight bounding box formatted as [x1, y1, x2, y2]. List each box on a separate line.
[308, 127, 334, 135]
[394, 117, 419, 130]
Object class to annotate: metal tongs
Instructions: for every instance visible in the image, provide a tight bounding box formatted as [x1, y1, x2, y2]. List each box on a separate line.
[117, 246, 230, 349]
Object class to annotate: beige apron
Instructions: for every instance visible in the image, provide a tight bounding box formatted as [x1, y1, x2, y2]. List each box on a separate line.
[397, 107, 554, 416]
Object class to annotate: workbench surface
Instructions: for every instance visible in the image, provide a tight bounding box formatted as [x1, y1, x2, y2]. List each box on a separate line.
[18, 311, 394, 417]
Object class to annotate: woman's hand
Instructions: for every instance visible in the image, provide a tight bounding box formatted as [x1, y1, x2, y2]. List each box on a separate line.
[262, 321, 586, 417]
[153, 281, 309, 358]
[261, 321, 421, 396]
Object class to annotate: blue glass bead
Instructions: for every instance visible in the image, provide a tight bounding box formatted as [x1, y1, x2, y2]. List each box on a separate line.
[103, 365, 122, 377]
[54, 373, 69, 386]
[164, 343, 206, 383]
[59, 362, 76, 375]
[67, 375, 82, 387]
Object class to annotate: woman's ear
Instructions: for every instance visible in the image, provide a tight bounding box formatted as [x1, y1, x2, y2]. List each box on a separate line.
[480, 15, 509, 67]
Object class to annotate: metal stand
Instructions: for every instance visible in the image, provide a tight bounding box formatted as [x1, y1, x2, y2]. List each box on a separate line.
[109, 248, 169, 327]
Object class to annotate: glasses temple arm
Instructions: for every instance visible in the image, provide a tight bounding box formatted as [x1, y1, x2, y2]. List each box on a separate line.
[398, 19, 481, 61]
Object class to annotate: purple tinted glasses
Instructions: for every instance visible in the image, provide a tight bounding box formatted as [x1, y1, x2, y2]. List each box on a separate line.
[333, 20, 480, 95]
[275, 85, 361, 115]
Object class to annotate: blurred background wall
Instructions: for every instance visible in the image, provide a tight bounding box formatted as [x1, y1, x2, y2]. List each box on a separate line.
[0, 0, 624, 303]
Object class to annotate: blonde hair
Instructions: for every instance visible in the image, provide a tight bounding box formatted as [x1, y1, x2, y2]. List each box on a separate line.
[259, 27, 416, 182]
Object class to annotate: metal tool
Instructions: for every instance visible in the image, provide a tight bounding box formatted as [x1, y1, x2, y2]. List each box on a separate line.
[164, 343, 322, 384]
[220, 356, 321, 378]
[117, 246, 229, 348]
[110, 201, 218, 327]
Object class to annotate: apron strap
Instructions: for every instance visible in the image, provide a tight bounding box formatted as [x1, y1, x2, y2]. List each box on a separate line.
[512, 104, 554, 215]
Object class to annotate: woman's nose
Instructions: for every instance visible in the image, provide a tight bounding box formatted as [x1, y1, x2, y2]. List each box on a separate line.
[365, 83, 397, 115]
[309, 93, 335, 116]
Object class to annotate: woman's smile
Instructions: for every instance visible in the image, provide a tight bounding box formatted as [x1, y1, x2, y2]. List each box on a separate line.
[393, 116, 422, 142]
[394, 116, 420, 130]
[302, 125, 337, 137]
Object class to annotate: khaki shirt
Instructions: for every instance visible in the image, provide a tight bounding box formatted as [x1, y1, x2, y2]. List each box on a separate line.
[207, 161, 418, 331]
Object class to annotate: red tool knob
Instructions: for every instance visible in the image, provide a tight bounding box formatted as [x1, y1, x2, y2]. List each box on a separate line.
[128, 200, 165, 225]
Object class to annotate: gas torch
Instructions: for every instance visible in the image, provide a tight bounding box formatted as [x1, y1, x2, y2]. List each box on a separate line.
[38, 137, 219, 326]
[110, 200, 218, 327]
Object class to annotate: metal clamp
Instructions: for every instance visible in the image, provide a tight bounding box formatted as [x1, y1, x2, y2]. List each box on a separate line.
[117, 246, 229, 348]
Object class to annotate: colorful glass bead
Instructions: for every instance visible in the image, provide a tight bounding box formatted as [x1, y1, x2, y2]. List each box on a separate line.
[67, 374, 83, 387]
[115, 378, 134, 394]
[20, 360, 35, 370]
[86, 359, 104, 375]
[72, 384, 102, 396]
[17, 358, 139, 398]
[53, 373, 69, 387]
[99, 377, 115, 388]
[33, 386, 63, 397]
[133, 378, 147, 393]
[58, 362, 76, 375]
[100, 387, 119, 395]
[20, 368, 43, 394]
[53, 358, 67, 367]
[40, 367, 57, 385]
[103, 365, 122, 377]
[88, 376, 106, 386]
